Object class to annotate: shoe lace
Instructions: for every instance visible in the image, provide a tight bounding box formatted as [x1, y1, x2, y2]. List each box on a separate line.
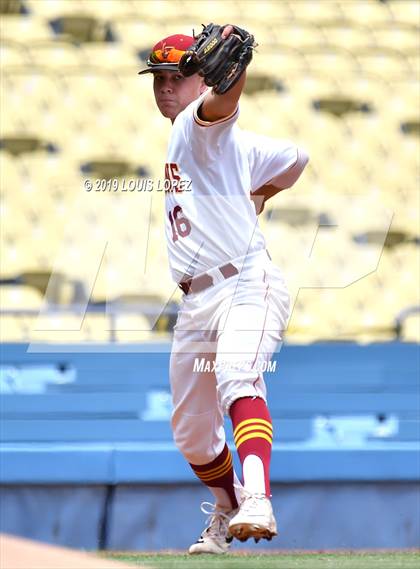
[233, 484, 267, 511]
[200, 502, 231, 539]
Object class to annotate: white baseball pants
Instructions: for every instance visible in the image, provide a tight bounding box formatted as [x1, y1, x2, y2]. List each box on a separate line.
[169, 250, 290, 465]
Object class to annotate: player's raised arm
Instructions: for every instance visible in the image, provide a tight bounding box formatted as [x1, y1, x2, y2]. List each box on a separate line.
[200, 68, 246, 122]
[178, 24, 255, 123]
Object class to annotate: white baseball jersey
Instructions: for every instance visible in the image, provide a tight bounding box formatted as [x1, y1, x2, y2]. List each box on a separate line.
[164, 90, 299, 283]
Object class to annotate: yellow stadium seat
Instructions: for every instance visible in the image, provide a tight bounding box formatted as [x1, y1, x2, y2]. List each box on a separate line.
[0, 15, 53, 42]
[29, 41, 85, 69]
[0, 285, 45, 310]
[0, 315, 37, 342]
[127, 0, 189, 22]
[345, 108, 400, 138]
[0, 235, 40, 277]
[373, 25, 419, 54]
[113, 314, 154, 342]
[30, 312, 112, 343]
[339, 0, 393, 27]
[389, 1, 420, 26]
[321, 23, 374, 51]
[82, 0, 134, 19]
[60, 69, 115, 108]
[252, 47, 307, 77]
[401, 313, 420, 343]
[82, 43, 140, 69]
[300, 111, 345, 158]
[288, 1, 343, 23]
[0, 40, 31, 67]
[1, 196, 31, 236]
[0, 153, 21, 190]
[248, 1, 293, 23]
[407, 53, 419, 76]
[270, 23, 325, 49]
[354, 47, 411, 80]
[286, 291, 347, 342]
[25, 0, 86, 18]
[16, 154, 80, 190]
[333, 72, 389, 108]
[2, 70, 63, 132]
[303, 47, 358, 78]
[112, 18, 164, 50]
[284, 72, 341, 106]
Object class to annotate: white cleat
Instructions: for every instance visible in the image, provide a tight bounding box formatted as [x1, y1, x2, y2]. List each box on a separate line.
[189, 502, 238, 555]
[228, 492, 277, 542]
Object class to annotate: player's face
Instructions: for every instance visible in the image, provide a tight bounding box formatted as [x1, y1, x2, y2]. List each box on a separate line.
[153, 70, 206, 121]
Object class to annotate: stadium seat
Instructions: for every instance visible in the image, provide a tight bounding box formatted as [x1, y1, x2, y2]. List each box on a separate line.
[84, 0, 134, 19]
[82, 43, 139, 69]
[123, 0, 186, 22]
[388, 0, 420, 26]
[60, 69, 115, 108]
[0, 153, 21, 189]
[0, 285, 44, 310]
[24, 0, 86, 18]
[0, 315, 44, 342]
[400, 312, 420, 343]
[0, 15, 53, 42]
[28, 312, 111, 342]
[303, 46, 358, 78]
[288, 1, 343, 23]
[0, 39, 31, 66]
[3, 69, 62, 112]
[333, 72, 389, 109]
[0, 237, 37, 277]
[339, 0, 393, 27]
[234, 3, 293, 26]
[354, 47, 411, 80]
[373, 24, 419, 53]
[252, 47, 307, 76]
[321, 23, 374, 51]
[28, 41, 86, 69]
[113, 314, 154, 342]
[113, 18, 171, 50]
[270, 22, 325, 49]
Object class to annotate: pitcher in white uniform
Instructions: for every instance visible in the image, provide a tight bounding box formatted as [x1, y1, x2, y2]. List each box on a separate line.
[139, 27, 309, 554]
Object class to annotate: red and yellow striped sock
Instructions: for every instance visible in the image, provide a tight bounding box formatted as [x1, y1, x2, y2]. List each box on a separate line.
[230, 396, 273, 497]
[189, 443, 238, 509]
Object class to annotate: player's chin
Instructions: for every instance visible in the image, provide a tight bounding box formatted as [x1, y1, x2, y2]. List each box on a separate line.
[158, 102, 178, 120]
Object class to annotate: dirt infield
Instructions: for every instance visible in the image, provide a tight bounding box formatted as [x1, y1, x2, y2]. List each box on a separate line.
[0, 534, 147, 569]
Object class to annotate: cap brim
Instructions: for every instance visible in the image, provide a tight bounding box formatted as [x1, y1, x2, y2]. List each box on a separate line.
[138, 63, 179, 75]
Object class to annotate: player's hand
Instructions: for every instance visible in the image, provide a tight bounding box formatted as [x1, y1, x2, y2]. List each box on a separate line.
[251, 194, 265, 215]
[221, 25, 234, 39]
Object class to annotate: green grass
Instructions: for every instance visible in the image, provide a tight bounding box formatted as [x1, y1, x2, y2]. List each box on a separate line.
[107, 551, 420, 569]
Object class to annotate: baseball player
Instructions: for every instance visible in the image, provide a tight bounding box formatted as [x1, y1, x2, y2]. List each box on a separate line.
[138, 25, 308, 554]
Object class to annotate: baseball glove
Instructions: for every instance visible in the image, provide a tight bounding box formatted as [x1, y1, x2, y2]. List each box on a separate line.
[178, 23, 256, 95]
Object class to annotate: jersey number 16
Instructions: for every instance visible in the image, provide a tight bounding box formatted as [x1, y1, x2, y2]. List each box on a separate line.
[168, 205, 191, 242]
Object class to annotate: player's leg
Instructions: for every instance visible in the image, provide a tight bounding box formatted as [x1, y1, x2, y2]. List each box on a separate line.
[170, 327, 241, 553]
[215, 263, 290, 541]
[170, 344, 240, 509]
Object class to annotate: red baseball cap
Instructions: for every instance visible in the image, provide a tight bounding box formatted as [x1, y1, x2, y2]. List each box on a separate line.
[138, 34, 195, 75]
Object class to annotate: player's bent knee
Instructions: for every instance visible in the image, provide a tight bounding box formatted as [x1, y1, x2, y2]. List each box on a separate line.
[171, 411, 225, 464]
[173, 430, 224, 465]
[217, 376, 267, 416]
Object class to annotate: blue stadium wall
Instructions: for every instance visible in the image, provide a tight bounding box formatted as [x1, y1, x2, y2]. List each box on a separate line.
[1, 341, 419, 551]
